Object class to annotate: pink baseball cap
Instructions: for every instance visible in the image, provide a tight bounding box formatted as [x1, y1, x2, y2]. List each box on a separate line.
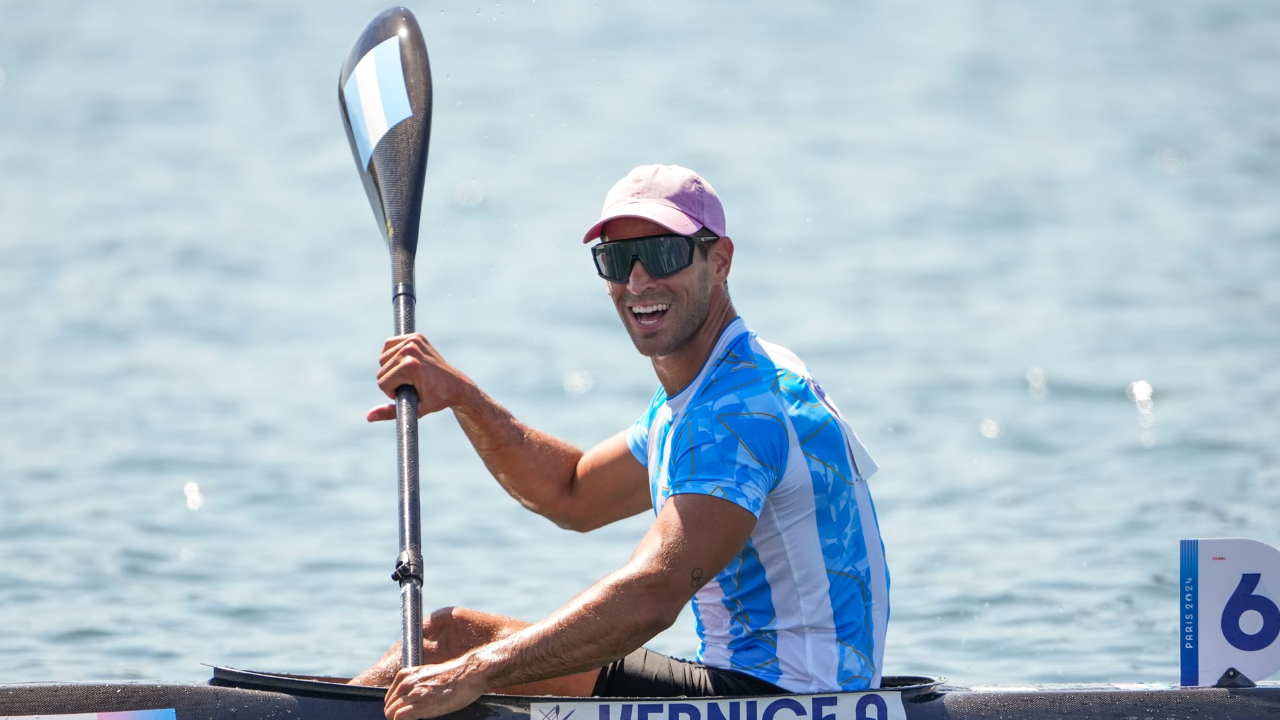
[581, 164, 726, 243]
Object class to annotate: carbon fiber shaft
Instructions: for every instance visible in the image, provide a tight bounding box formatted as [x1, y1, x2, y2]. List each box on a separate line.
[394, 290, 423, 669]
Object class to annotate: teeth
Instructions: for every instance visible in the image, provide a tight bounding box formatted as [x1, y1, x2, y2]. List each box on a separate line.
[633, 304, 670, 314]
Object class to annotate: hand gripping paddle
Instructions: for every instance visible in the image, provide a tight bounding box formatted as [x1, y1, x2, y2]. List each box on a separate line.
[338, 7, 433, 669]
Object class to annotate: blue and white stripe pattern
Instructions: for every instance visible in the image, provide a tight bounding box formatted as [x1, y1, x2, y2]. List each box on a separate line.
[627, 318, 889, 692]
[342, 35, 414, 169]
[1180, 538, 1199, 686]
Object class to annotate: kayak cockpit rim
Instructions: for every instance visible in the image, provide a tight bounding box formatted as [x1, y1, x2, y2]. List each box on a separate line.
[208, 665, 944, 701]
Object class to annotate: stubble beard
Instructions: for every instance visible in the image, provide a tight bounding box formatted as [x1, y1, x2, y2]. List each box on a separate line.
[620, 277, 712, 359]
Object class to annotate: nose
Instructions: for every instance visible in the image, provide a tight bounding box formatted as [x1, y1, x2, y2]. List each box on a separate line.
[626, 258, 657, 294]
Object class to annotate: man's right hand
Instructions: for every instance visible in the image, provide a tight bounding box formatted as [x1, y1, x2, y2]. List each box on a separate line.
[368, 333, 471, 422]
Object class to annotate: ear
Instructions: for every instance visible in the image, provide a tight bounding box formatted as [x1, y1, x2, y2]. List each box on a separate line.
[709, 236, 734, 282]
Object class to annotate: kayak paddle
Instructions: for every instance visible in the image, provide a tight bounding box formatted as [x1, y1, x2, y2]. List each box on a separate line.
[337, 6, 434, 670]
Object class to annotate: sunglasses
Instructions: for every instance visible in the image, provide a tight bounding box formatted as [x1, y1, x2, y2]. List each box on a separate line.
[591, 233, 718, 283]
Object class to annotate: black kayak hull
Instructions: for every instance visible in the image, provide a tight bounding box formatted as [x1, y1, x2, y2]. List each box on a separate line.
[2, 666, 1279, 720]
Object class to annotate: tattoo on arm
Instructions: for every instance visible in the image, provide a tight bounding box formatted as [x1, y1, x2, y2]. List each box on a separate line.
[690, 567, 706, 590]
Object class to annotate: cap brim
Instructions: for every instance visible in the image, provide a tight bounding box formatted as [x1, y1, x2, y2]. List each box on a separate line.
[581, 201, 702, 243]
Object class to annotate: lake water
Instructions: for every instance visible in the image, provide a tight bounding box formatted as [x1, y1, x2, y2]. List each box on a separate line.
[1, 0, 1278, 688]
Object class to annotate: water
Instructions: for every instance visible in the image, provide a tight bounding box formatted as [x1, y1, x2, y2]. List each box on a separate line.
[1, 0, 1278, 687]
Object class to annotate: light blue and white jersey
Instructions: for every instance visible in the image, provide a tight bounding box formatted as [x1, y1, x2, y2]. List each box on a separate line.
[627, 318, 888, 693]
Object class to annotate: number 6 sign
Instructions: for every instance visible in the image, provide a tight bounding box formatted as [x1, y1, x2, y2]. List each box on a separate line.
[1181, 538, 1280, 686]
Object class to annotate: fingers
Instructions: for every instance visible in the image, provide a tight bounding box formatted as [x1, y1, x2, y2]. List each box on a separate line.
[384, 668, 406, 718]
[388, 698, 427, 720]
[382, 666, 477, 720]
[380, 333, 432, 368]
[375, 333, 465, 417]
[386, 666, 408, 704]
[377, 354, 426, 400]
[376, 334, 439, 397]
[384, 668, 421, 720]
[378, 336, 422, 389]
[367, 403, 397, 422]
[376, 335, 427, 402]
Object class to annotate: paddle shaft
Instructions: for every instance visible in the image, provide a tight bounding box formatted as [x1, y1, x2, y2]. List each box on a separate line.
[394, 286, 424, 668]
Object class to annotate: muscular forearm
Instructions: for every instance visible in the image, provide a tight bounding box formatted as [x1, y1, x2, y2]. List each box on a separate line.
[450, 381, 585, 524]
[380, 570, 677, 720]
[460, 495, 752, 692]
[466, 565, 679, 691]
[374, 334, 646, 533]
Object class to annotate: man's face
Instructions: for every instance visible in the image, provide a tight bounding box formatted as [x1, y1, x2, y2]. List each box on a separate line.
[600, 217, 715, 359]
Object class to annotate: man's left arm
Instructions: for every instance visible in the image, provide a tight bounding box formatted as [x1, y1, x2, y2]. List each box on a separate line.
[384, 493, 758, 720]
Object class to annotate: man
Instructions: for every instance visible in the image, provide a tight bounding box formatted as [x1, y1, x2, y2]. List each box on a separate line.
[355, 165, 888, 720]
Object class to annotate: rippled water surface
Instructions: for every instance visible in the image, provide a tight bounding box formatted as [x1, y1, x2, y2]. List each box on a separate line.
[1, 0, 1278, 687]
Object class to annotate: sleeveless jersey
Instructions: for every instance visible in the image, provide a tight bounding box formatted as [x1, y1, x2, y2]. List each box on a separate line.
[626, 318, 889, 692]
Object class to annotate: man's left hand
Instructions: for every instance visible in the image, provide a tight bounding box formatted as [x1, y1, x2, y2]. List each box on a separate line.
[384, 659, 488, 720]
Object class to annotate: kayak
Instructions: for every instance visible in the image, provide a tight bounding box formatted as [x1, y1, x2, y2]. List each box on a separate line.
[2, 666, 1279, 720]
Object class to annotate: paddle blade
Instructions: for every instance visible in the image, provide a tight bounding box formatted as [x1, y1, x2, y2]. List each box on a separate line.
[338, 7, 433, 286]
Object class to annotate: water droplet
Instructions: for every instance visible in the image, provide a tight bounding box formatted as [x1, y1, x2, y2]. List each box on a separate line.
[562, 370, 595, 395]
[1025, 366, 1048, 401]
[978, 418, 1003, 439]
[1152, 146, 1188, 176]
[452, 178, 485, 208]
[183, 481, 205, 511]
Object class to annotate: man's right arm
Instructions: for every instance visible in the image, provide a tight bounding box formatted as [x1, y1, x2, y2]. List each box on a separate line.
[369, 333, 651, 532]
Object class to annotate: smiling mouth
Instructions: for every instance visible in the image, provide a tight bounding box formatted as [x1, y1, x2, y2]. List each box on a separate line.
[631, 303, 670, 328]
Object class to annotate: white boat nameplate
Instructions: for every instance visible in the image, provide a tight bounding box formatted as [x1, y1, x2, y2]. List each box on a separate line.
[532, 692, 907, 720]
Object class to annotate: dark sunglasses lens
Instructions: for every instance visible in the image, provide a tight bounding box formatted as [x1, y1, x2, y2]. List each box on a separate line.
[593, 235, 695, 282]
[639, 236, 694, 278]
[594, 245, 633, 282]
